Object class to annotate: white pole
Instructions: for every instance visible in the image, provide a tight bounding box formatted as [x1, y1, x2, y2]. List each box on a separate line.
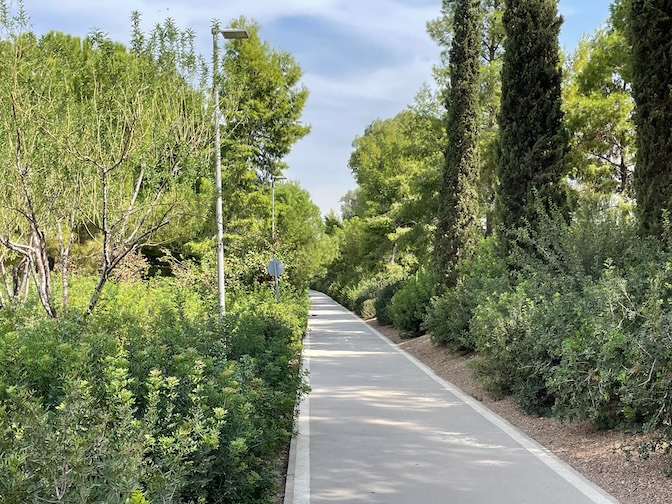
[272, 177, 280, 302]
[212, 27, 226, 318]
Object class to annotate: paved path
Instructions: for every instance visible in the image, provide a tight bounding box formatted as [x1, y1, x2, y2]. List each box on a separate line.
[285, 291, 619, 504]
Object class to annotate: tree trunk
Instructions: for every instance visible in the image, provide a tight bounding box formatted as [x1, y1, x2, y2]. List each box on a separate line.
[57, 221, 73, 312]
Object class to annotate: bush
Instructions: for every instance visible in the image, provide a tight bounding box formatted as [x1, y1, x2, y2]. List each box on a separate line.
[374, 280, 404, 326]
[327, 268, 406, 319]
[466, 202, 652, 416]
[360, 298, 377, 320]
[389, 267, 439, 337]
[469, 279, 589, 415]
[0, 276, 308, 503]
[425, 237, 507, 350]
[549, 260, 672, 430]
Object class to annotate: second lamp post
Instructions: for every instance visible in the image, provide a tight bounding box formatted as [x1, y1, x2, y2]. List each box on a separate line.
[270, 175, 287, 302]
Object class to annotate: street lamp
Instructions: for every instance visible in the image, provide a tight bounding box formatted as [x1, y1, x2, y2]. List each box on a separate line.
[271, 175, 287, 243]
[271, 175, 287, 302]
[212, 24, 249, 318]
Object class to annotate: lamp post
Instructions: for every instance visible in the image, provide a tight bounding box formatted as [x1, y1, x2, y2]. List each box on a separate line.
[212, 24, 249, 318]
[271, 175, 287, 302]
[271, 175, 287, 243]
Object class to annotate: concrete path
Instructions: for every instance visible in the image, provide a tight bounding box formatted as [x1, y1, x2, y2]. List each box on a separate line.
[284, 291, 619, 504]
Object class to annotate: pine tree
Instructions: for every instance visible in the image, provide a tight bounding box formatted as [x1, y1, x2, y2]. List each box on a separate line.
[435, 0, 483, 285]
[495, 0, 568, 238]
[629, 0, 672, 238]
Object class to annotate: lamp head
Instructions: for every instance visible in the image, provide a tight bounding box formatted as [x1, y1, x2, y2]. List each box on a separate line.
[215, 28, 249, 39]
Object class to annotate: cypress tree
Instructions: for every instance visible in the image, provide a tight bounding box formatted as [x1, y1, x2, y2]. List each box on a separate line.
[495, 0, 568, 238]
[435, 0, 483, 285]
[629, 0, 672, 238]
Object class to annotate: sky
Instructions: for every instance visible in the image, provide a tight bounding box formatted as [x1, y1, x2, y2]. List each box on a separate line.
[24, 0, 614, 216]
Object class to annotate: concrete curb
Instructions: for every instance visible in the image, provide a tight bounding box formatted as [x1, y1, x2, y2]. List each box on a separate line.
[284, 323, 311, 504]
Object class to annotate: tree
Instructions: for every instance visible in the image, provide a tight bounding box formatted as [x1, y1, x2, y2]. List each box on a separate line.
[563, 15, 634, 197]
[427, 0, 505, 235]
[324, 210, 343, 236]
[0, 6, 212, 316]
[628, 0, 672, 238]
[435, 0, 483, 285]
[496, 0, 568, 238]
[273, 182, 335, 287]
[339, 188, 364, 220]
[426, 0, 456, 94]
[478, 0, 505, 234]
[219, 18, 309, 183]
[348, 104, 444, 265]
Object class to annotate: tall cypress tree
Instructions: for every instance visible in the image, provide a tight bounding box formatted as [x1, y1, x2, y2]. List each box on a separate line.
[435, 0, 483, 285]
[629, 0, 672, 238]
[496, 0, 568, 238]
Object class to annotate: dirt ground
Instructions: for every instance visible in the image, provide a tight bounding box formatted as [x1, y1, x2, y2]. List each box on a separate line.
[366, 320, 672, 504]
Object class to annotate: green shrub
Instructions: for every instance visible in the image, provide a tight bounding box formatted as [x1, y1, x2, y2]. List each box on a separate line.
[549, 260, 672, 431]
[470, 281, 580, 415]
[360, 298, 377, 320]
[426, 288, 476, 350]
[426, 237, 507, 350]
[389, 267, 439, 337]
[374, 280, 404, 326]
[330, 269, 406, 318]
[465, 201, 660, 417]
[0, 276, 308, 503]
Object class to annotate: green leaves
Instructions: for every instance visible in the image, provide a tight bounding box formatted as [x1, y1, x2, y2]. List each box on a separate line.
[629, 0, 672, 238]
[0, 276, 309, 502]
[563, 23, 635, 197]
[220, 17, 309, 181]
[496, 0, 569, 241]
[435, 0, 483, 286]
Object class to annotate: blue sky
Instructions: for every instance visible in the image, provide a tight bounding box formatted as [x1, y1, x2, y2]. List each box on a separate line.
[24, 0, 614, 215]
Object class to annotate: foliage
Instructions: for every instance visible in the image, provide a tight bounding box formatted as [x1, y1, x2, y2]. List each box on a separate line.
[219, 17, 310, 182]
[360, 299, 377, 320]
[273, 182, 335, 288]
[389, 266, 440, 337]
[0, 276, 308, 503]
[496, 0, 569, 244]
[563, 19, 635, 197]
[427, 0, 505, 236]
[426, 236, 507, 350]
[467, 201, 663, 419]
[628, 0, 672, 238]
[0, 8, 212, 317]
[374, 279, 405, 326]
[435, 0, 483, 286]
[348, 105, 444, 264]
[316, 95, 445, 319]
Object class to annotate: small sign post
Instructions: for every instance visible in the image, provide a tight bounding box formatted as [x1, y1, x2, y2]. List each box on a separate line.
[267, 256, 285, 302]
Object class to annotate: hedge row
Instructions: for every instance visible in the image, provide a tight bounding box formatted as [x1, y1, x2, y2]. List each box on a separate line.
[0, 277, 308, 503]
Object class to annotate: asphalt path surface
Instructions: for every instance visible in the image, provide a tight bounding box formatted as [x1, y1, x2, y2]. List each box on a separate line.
[284, 291, 619, 504]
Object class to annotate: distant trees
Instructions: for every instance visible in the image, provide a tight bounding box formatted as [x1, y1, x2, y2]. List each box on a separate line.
[628, 0, 672, 238]
[496, 0, 568, 238]
[435, 0, 483, 285]
[347, 104, 444, 265]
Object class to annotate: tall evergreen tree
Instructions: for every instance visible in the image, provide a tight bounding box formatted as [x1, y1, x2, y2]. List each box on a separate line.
[629, 0, 672, 238]
[495, 0, 568, 238]
[435, 0, 483, 285]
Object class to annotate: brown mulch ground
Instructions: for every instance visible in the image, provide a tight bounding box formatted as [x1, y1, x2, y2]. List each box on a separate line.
[366, 320, 672, 504]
